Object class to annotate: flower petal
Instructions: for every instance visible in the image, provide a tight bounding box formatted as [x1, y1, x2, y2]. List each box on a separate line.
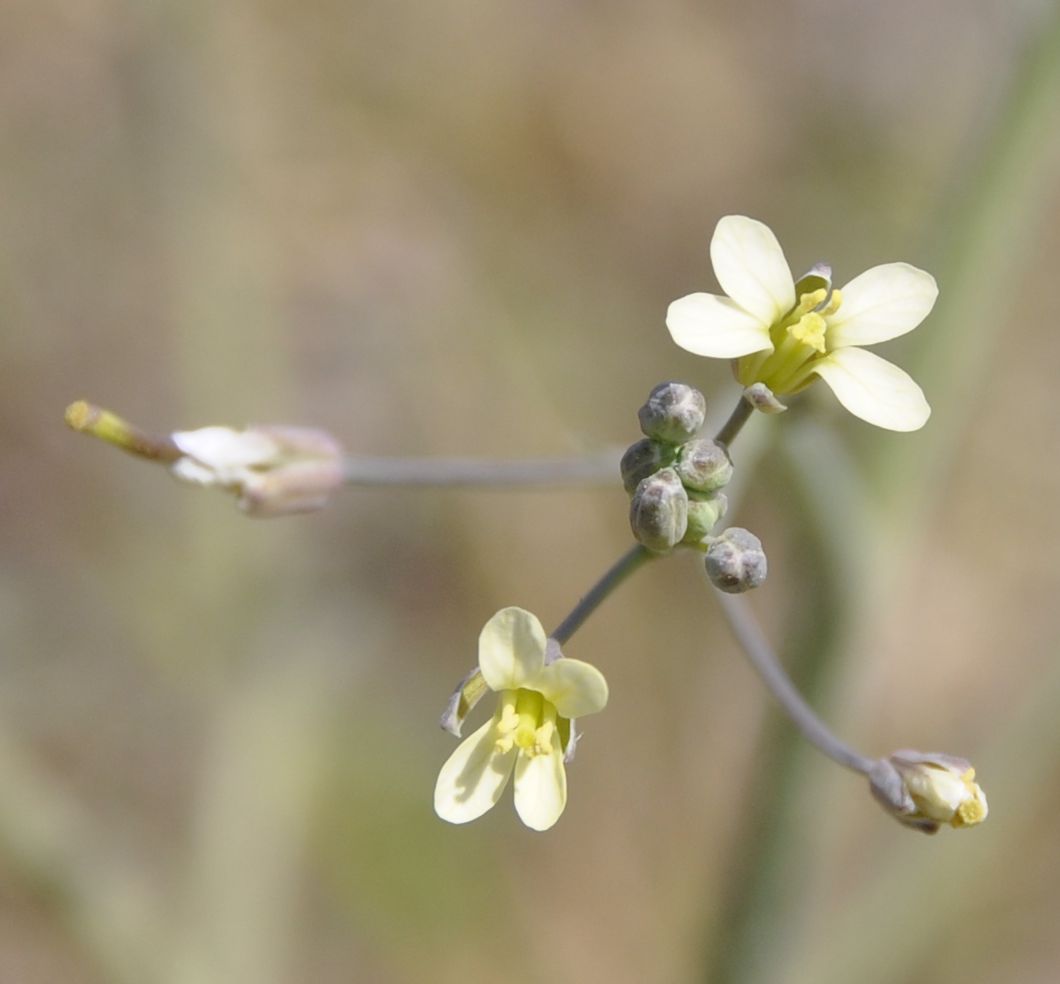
[513, 733, 567, 831]
[811, 348, 930, 432]
[478, 607, 547, 691]
[434, 718, 517, 824]
[709, 215, 795, 326]
[171, 427, 280, 469]
[666, 293, 773, 358]
[535, 659, 609, 719]
[826, 263, 938, 348]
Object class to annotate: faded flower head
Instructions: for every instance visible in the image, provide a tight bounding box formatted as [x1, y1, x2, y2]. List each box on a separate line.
[434, 607, 608, 831]
[870, 750, 988, 834]
[170, 425, 344, 517]
[666, 215, 938, 431]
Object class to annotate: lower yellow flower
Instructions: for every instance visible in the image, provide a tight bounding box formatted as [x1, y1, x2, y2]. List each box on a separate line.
[434, 607, 609, 831]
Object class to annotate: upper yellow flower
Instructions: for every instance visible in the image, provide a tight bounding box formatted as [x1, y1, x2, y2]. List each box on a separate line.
[666, 215, 938, 431]
[434, 607, 608, 831]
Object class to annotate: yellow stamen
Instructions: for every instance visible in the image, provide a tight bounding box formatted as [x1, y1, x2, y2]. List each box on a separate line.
[821, 288, 843, 317]
[796, 287, 827, 314]
[494, 691, 520, 753]
[788, 312, 827, 354]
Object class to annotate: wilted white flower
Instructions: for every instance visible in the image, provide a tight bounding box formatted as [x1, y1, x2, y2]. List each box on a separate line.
[171, 425, 344, 517]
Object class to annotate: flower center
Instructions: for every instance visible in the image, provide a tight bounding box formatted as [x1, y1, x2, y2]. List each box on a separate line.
[494, 689, 558, 757]
[737, 288, 844, 395]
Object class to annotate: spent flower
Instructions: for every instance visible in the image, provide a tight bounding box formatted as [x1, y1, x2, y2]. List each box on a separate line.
[171, 425, 344, 517]
[434, 607, 608, 831]
[666, 215, 937, 431]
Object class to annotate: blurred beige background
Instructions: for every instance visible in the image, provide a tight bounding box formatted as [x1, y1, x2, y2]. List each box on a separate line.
[3, 1, 1060, 982]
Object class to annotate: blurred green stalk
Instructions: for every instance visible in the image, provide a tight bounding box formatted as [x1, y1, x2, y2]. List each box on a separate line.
[700, 9, 1060, 983]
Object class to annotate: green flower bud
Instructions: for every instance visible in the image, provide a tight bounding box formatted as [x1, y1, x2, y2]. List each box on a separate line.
[675, 439, 733, 492]
[620, 438, 675, 495]
[704, 527, 767, 593]
[682, 492, 728, 546]
[629, 467, 688, 553]
[638, 382, 706, 444]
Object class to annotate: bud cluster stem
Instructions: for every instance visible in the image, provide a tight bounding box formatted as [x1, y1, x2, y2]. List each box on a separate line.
[550, 545, 654, 645]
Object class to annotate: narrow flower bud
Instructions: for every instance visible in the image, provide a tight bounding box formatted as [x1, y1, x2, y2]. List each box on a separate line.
[620, 438, 675, 495]
[683, 492, 727, 546]
[65, 401, 181, 461]
[742, 382, 788, 415]
[870, 751, 988, 834]
[629, 468, 688, 553]
[171, 425, 344, 518]
[675, 439, 734, 492]
[704, 527, 767, 593]
[637, 382, 706, 445]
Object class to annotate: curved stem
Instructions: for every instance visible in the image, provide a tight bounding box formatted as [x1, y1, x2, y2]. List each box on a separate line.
[343, 450, 619, 488]
[713, 590, 874, 774]
[714, 394, 755, 447]
[551, 545, 654, 645]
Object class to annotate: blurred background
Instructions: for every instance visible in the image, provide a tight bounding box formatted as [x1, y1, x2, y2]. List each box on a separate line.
[3, 0, 1060, 981]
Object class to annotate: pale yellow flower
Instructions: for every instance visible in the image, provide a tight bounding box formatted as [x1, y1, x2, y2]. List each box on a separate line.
[434, 607, 608, 831]
[889, 751, 988, 829]
[667, 215, 938, 431]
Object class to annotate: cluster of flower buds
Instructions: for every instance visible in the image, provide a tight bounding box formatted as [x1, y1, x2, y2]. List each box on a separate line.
[621, 383, 766, 593]
[622, 382, 731, 553]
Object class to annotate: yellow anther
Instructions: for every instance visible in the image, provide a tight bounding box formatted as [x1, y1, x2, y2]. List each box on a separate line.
[957, 797, 986, 826]
[533, 720, 556, 755]
[796, 288, 828, 314]
[821, 288, 843, 317]
[789, 312, 828, 354]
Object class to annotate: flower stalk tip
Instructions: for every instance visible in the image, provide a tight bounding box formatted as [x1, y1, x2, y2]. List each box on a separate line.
[869, 751, 989, 834]
[64, 401, 181, 461]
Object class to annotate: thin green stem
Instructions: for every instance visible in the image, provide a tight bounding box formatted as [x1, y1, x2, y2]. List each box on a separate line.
[343, 450, 619, 488]
[550, 545, 654, 645]
[713, 590, 874, 774]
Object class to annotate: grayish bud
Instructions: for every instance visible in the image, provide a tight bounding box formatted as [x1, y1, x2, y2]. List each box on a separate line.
[438, 667, 490, 738]
[683, 492, 728, 546]
[675, 439, 734, 492]
[620, 438, 675, 495]
[638, 382, 706, 444]
[704, 527, 768, 593]
[629, 468, 688, 553]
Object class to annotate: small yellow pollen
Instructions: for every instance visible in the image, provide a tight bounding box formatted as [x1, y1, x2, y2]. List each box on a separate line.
[956, 796, 986, 826]
[796, 288, 827, 314]
[533, 720, 556, 756]
[494, 734, 515, 754]
[789, 312, 828, 354]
